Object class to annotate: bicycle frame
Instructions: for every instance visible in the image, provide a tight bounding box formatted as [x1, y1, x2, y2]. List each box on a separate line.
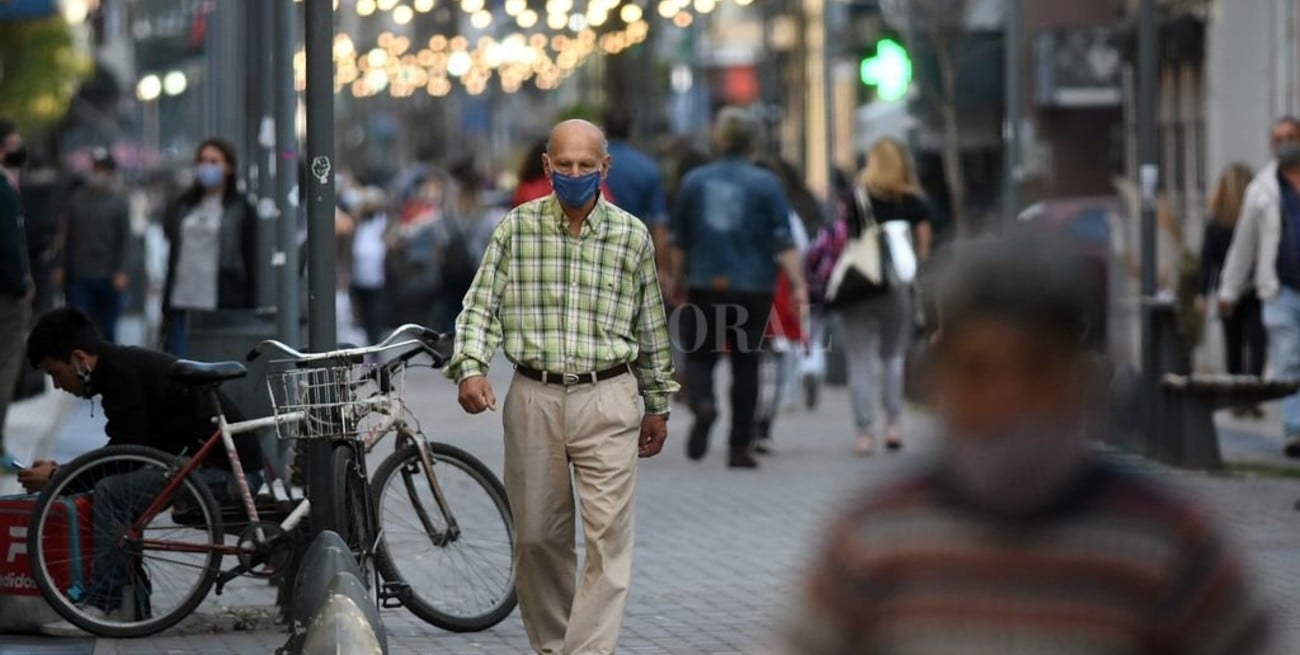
[125, 330, 456, 573]
[126, 407, 308, 556]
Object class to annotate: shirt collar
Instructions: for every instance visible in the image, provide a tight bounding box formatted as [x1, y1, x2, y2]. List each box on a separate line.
[547, 193, 607, 234]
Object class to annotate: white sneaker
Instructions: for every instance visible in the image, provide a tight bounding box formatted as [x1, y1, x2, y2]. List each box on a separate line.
[40, 607, 114, 637]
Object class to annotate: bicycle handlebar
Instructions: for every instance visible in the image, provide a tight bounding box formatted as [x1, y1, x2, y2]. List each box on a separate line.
[246, 323, 447, 367]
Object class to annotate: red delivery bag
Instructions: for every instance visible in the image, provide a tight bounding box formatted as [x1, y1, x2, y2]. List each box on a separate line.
[0, 494, 94, 633]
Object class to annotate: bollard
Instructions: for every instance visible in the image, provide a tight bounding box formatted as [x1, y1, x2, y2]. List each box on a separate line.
[289, 530, 363, 629]
[278, 529, 386, 655]
[325, 570, 387, 652]
[299, 572, 386, 655]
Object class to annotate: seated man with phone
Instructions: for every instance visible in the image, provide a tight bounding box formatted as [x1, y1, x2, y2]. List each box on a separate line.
[19, 308, 264, 635]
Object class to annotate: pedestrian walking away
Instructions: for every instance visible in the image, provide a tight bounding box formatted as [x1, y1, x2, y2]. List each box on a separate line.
[752, 158, 813, 455]
[0, 118, 33, 469]
[56, 147, 132, 343]
[1218, 116, 1300, 456]
[784, 233, 1271, 655]
[670, 106, 808, 469]
[447, 119, 677, 655]
[808, 138, 931, 456]
[1198, 162, 1267, 417]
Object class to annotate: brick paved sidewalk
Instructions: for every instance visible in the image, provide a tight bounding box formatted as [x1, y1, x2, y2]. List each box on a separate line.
[5, 362, 1297, 654]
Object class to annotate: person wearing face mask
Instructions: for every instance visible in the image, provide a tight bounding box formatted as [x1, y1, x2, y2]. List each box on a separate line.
[54, 148, 131, 342]
[1219, 116, 1300, 457]
[19, 307, 264, 635]
[161, 137, 257, 356]
[669, 107, 809, 469]
[448, 119, 677, 655]
[0, 118, 33, 471]
[783, 233, 1271, 655]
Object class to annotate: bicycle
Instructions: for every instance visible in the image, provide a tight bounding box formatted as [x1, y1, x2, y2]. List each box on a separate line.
[24, 324, 517, 638]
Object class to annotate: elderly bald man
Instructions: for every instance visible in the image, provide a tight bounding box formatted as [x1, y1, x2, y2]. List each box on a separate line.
[446, 119, 678, 654]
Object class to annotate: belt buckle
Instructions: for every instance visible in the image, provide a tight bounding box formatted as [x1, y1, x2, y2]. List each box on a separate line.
[562, 372, 580, 386]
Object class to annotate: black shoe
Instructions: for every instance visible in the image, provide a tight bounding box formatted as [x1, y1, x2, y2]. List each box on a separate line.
[687, 403, 717, 461]
[1285, 436, 1300, 459]
[728, 449, 759, 469]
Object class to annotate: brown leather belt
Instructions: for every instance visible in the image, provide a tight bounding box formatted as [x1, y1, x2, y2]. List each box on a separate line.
[515, 363, 631, 386]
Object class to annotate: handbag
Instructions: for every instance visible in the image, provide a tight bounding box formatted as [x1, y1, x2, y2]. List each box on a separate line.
[825, 188, 892, 307]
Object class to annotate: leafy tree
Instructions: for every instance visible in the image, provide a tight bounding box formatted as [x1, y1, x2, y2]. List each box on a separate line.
[0, 16, 91, 137]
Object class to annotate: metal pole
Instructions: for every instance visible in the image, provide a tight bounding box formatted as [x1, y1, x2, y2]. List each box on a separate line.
[821, 0, 835, 195]
[1138, 0, 1158, 299]
[255, 0, 278, 309]
[305, 0, 336, 353]
[304, 0, 336, 536]
[1138, 0, 1160, 453]
[275, 0, 300, 345]
[1002, 0, 1022, 228]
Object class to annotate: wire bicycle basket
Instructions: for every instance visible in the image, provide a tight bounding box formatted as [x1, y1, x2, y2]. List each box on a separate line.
[266, 362, 403, 440]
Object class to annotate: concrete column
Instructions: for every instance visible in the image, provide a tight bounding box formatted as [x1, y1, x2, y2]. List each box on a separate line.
[1205, 0, 1272, 179]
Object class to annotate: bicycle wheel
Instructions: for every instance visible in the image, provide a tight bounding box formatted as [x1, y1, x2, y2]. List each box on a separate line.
[28, 445, 224, 638]
[372, 442, 516, 632]
[325, 443, 374, 573]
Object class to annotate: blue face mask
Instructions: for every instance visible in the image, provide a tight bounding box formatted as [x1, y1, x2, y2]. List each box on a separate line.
[195, 163, 226, 189]
[550, 171, 602, 209]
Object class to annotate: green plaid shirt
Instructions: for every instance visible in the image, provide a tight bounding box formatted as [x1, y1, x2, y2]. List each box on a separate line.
[446, 195, 678, 414]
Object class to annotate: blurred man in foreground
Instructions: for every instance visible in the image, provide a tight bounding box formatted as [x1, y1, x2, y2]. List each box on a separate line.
[785, 234, 1270, 654]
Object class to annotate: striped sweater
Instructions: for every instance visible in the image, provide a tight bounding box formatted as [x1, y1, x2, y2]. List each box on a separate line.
[787, 459, 1270, 655]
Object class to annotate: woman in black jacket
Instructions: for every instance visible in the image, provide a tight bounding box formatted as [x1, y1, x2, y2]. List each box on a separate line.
[162, 137, 256, 356]
[1198, 162, 1265, 417]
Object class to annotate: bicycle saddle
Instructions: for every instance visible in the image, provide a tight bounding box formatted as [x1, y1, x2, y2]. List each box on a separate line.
[170, 359, 248, 385]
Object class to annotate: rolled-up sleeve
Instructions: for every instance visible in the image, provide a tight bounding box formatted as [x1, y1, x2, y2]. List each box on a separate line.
[632, 236, 678, 413]
[445, 217, 511, 381]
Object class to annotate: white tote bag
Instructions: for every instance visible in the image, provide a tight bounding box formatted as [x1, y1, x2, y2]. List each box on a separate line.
[825, 189, 919, 306]
[882, 220, 917, 284]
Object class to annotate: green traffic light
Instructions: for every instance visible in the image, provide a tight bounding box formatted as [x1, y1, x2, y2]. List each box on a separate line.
[860, 38, 912, 102]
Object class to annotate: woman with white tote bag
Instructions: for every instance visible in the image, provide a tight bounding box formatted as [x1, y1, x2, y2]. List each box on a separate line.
[810, 138, 932, 455]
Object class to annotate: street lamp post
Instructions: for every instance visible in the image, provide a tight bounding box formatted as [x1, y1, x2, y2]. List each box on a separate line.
[304, 0, 337, 535]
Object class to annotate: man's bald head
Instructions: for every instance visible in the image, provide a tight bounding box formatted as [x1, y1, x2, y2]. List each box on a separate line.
[547, 119, 608, 158]
[542, 118, 612, 212]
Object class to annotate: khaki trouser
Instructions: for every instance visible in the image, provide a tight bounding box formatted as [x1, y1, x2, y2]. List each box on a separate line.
[503, 370, 641, 655]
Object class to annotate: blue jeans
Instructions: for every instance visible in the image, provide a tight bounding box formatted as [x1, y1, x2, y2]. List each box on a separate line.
[1263, 287, 1300, 436]
[67, 277, 122, 343]
[86, 466, 263, 615]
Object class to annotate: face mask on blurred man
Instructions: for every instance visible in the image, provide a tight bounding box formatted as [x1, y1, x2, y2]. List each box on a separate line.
[1277, 142, 1300, 170]
[944, 415, 1089, 517]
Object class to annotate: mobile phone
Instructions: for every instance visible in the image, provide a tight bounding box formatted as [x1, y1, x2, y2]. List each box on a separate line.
[1, 457, 26, 472]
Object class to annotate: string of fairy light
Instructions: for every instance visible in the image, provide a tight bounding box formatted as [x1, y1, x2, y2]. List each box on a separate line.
[291, 0, 756, 97]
